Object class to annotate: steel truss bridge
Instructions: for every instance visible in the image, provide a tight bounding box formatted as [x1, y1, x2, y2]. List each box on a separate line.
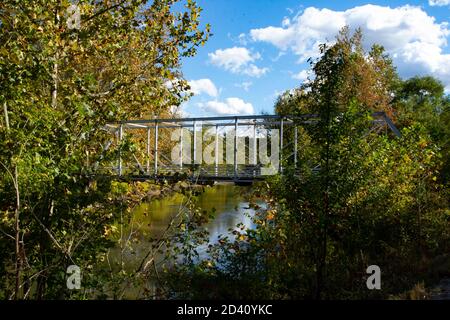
[98, 112, 400, 184]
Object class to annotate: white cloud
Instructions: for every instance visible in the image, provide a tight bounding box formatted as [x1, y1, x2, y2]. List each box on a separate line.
[250, 5, 450, 90]
[238, 33, 248, 45]
[164, 78, 181, 89]
[203, 98, 254, 115]
[243, 64, 269, 77]
[170, 104, 190, 118]
[208, 47, 268, 78]
[271, 51, 286, 62]
[208, 47, 253, 72]
[251, 26, 296, 51]
[235, 81, 253, 92]
[188, 79, 218, 97]
[292, 69, 309, 81]
[429, 0, 450, 6]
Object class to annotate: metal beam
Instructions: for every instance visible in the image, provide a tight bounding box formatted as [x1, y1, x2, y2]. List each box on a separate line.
[179, 127, 183, 169]
[106, 112, 399, 133]
[118, 124, 123, 176]
[252, 123, 257, 166]
[154, 121, 158, 175]
[280, 117, 284, 173]
[294, 126, 298, 168]
[215, 124, 219, 176]
[146, 127, 150, 174]
[381, 113, 402, 137]
[112, 114, 320, 125]
[193, 120, 197, 165]
[234, 117, 238, 178]
[117, 121, 301, 130]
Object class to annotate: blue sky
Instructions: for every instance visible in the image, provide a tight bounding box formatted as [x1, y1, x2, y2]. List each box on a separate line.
[178, 0, 450, 117]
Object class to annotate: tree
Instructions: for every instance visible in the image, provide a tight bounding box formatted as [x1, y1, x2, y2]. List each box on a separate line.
[394, 76, 450, 182]
[275, 27, 400, 118]
[166, 27, 450, 300]
[0, 0, 210, 299]
[266, 28, 449, 299]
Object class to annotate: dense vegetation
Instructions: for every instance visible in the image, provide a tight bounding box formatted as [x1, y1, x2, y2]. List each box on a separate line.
[165, 29, 450, 300]
[0, 0, 209, 299]
[0, 1, 448, 300]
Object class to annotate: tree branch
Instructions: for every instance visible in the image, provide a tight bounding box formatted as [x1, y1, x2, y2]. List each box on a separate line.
[84, 0, 130, 23]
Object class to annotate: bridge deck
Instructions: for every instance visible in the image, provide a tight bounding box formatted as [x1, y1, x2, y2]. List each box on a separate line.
[98, 164, 272, 183]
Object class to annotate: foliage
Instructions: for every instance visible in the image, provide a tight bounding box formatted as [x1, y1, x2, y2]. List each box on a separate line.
[0, 0, 209, 299]
[275, 27, 400, 117]
[165, 28, 450, 300]
[394, 76, 450, 182]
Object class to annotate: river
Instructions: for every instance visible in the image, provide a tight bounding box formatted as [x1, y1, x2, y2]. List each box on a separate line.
[108, 183, 259, 274]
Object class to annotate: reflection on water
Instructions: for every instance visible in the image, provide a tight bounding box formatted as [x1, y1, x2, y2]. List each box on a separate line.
[111, 183, 259, 270]
[194, 184, 257, 245]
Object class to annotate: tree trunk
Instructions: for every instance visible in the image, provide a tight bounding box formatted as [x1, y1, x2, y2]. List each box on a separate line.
[3, 101, 9, 130]
[14, 165, 21, 300]
[3, 101, 22, 299]
[51, 56, 58, 108]
[51, 6, 60, 109]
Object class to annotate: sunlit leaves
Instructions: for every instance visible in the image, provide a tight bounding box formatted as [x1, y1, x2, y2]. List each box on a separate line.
[0, 0, 210, 298]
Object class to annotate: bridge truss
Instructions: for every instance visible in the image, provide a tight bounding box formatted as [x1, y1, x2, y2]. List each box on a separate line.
[98, 112, 400, 183]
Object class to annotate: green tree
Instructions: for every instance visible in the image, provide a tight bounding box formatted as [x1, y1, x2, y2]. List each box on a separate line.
[0, 0, 209, 299]
[275, 27, 400, 118]
[166, 27, 450, 300]
[394, 76, 450, 182]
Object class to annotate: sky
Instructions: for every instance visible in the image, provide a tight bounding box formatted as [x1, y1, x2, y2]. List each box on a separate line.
[178, 0, 450, 117]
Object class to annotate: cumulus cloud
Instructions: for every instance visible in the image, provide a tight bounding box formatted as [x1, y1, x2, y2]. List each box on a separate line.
[243, 64, 269, 77]
[208, 47, 268, 78]
[250, 5, 450, 90]
[203, 97, 254, 115]
[188, 79, 218, 97]
[292, 69, 309, 81]
[429, 0, 450, 6]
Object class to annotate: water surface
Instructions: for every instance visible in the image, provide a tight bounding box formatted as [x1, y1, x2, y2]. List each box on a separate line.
[110, 183, 258, 271]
